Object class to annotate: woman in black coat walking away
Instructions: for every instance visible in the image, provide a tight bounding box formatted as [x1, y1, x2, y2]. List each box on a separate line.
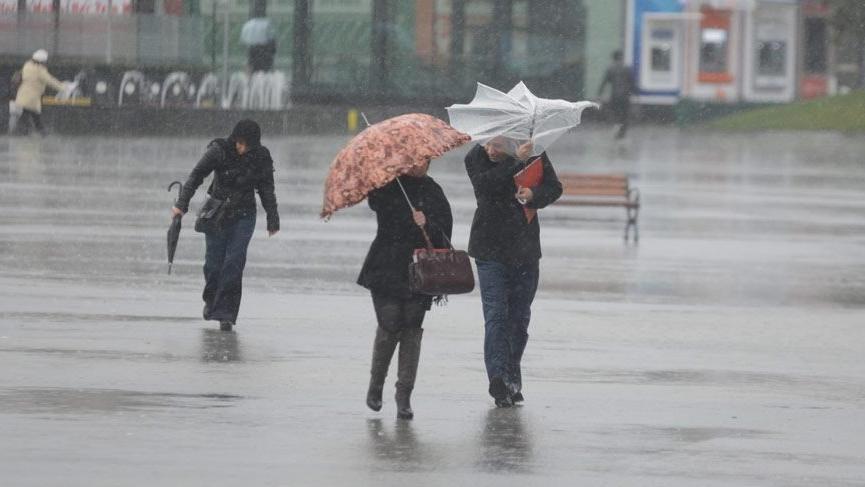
[171, 119, 280, 332]
[358, 160, 453, 420]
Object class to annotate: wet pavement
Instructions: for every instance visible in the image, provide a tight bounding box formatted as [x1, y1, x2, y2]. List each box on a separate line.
[1, 127, 864, 486]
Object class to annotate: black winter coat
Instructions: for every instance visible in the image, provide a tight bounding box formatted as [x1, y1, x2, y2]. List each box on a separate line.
[357, 176, 453, 300]
[175, 139, 280, 232]
[465, 144, 562, 267]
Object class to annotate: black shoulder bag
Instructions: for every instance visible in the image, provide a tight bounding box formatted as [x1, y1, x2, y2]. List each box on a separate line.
[194, 174, 231, 234]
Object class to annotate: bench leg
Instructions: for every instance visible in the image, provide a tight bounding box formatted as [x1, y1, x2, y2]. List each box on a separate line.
[624, 206, 639, 244]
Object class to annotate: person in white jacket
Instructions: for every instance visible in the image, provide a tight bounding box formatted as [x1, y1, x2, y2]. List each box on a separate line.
[14, 49, 65, 136]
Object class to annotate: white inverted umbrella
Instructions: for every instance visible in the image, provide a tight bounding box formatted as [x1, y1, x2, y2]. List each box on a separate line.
[446, 81, 598, 156]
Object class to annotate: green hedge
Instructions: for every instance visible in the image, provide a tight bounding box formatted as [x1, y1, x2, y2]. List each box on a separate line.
[707, 91, 865, 132]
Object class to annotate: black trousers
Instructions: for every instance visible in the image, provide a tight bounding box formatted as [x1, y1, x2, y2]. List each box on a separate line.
[609, 97, 630, 138]
[368, 292, 427, 400]
[18, 109, 45, 135]
[371, 293, 428, 333]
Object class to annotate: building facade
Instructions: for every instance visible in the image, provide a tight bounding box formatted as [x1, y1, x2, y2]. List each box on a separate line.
[625, 0, 840, 105]
[4, 0, 853, 107]
[1, 0, 628, 104]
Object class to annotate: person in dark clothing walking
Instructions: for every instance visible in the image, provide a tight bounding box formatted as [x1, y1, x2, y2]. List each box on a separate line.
[465, 137, 562, 407]
[171, 119, 280, 332]
[249, 40, 277, 73]
[358, 160, 453, 420]
[598, 50, 635, 139]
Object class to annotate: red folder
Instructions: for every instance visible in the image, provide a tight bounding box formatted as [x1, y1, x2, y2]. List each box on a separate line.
[513, 157, 543, 223]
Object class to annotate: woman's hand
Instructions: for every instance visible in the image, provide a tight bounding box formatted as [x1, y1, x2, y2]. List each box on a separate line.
[412, 210, 427, 227]
[516, 187, 534, 204]
[516, 141, 533, 161]
[171, 207, 184, 218]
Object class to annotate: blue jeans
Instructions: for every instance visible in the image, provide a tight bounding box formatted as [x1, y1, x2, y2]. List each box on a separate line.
[203, 216, 256, 323]
[476, 259, 540, 395]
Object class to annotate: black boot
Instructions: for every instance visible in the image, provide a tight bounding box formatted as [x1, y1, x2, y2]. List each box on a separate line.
[489, 376, 513, 408]
[395, 327, 423, 420]
[367, 326, 398, 412]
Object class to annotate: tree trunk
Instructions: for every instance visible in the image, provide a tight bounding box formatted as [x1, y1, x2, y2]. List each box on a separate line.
[859, 35, 865, 88]
[250, 0, 266, 18]
[370, 0, 390, 98]
[449, 0, 465, 85]
[292, 0, 312, 94]
[52, 0, 60, 55]
[491, 0, 513, 83]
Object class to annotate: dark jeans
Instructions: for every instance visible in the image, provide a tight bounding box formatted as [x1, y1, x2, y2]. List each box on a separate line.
[476, 259, 539, 395]
[203, 216, 256, 323]
[18, 109, 45, 136]
[371, 292, 428, 333]
[609, 96, 630, 139]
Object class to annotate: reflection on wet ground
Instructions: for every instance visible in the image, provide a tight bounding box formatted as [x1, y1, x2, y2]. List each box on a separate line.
[0, 387, 243, 414]
[1, 311, 200, 323]
[366, 419, 428, 472]
[1, 128, 864, 307]
[200, 329, 243, 363]
[1, 129, 864, 485]
[477, 408, 533, 474]
[635, 425, 773, 444]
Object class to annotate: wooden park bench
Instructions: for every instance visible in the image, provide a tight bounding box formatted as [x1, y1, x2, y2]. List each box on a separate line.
[556, 173, 641, 242]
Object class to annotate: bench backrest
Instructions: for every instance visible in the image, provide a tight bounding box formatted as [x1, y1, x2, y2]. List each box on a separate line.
[560, 174, 630, 198]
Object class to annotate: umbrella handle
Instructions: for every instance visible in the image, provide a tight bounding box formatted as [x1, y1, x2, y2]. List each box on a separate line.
[418, 225, 434, 251]
[396, 177, 434, 250]
[168, 181, 183, 203]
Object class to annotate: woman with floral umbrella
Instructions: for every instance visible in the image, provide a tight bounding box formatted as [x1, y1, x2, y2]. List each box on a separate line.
[322, 113, 469, 419]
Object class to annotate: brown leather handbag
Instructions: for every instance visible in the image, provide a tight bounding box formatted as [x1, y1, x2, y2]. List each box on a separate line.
[408, 226, 475, 296]
[389, 176, 474, 296]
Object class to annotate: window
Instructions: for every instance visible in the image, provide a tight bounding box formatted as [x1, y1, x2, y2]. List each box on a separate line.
[650, 28, 674, 72]
[698, 7, 732, 83]
[700, 28, 728, 74]
[757, 40, 786, 76]
[804, 17, 828, 74]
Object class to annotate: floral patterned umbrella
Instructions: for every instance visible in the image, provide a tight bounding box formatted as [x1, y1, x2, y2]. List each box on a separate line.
[321, 113, 470, 218]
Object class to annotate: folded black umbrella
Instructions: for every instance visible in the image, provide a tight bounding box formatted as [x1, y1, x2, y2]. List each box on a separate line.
[167, 181, 183, 274]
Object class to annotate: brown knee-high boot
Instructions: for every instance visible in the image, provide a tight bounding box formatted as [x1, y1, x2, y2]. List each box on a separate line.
[395, 327, 423, 419]
[367, 326, 399, 411]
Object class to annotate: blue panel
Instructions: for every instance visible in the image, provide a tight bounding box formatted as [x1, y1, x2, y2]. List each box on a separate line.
[632, 0, 684, 98]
